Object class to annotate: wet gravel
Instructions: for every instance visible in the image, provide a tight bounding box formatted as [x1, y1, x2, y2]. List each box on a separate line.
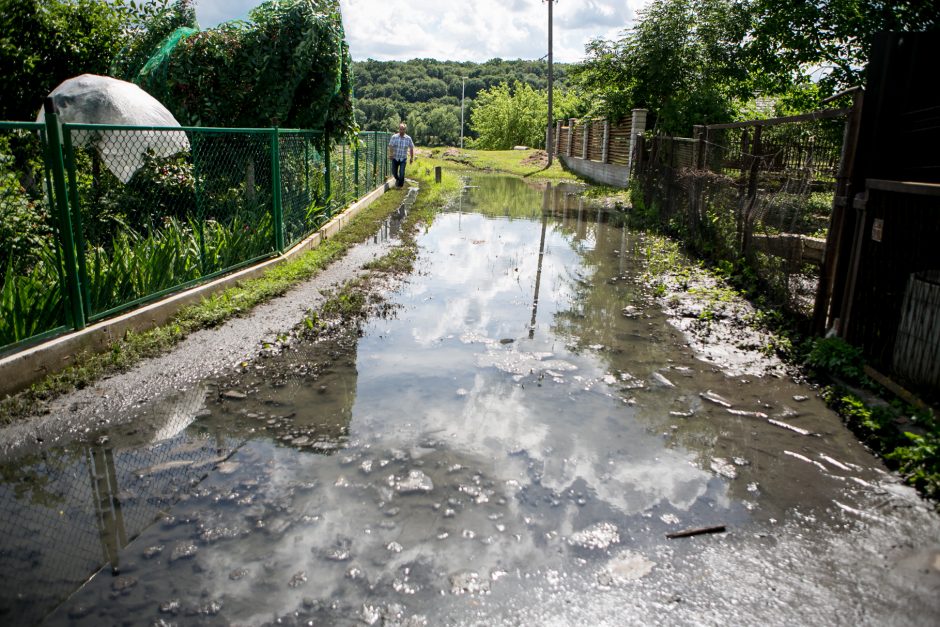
[0, 235, 398, 463]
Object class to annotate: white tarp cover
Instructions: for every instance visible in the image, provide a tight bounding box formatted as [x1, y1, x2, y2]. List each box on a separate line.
[37, 74, 190, 183]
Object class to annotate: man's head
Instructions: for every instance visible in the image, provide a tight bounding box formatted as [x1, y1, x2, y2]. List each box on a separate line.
[398, 123, 407, 135]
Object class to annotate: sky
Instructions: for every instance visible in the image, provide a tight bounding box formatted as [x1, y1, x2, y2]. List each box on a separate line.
[195, 0, 651, 63]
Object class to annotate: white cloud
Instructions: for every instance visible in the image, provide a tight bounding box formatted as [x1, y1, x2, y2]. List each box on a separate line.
[193, 0, 649, 63]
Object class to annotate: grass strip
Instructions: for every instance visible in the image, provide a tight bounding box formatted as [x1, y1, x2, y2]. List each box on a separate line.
[426, 147, 582, 181]
[302, 163, 461, 334]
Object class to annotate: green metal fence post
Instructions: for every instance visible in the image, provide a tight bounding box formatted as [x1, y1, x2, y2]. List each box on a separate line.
[42, 99, 85, 331]
[342, 142, 347, 205]
[62, 127, 91, 320]
[373, 131, 378, 186]
[192, 131, 207, 274]
[323, 130, 331, 215]
[304, 135, 310, 205]
[354, 138, 360, 198]
[272, 128, 285, 252]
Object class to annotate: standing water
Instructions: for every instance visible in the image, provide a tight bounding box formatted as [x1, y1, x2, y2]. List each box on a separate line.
[1, 174, 938, 625]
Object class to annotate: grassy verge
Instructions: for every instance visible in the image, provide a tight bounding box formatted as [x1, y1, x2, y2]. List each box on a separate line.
[806, 337, 940, 504]
[400, 154, 462, 227]
[630, 200, 940, 506]
[0, 185, 414, 423]
[424, 147, 582, 182]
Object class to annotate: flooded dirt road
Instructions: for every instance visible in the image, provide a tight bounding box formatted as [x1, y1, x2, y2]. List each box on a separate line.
[1, 174, 938, 625]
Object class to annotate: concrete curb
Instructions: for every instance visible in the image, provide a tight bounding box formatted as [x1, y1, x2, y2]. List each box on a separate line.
[0, 179, 395, 398]
[559, 154, 631, 188]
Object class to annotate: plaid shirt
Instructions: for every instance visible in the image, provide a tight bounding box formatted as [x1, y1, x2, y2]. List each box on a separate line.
[388, 133, 414, 161]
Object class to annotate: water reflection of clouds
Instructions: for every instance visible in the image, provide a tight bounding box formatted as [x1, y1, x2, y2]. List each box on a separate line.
[357, 353, 716, 518]
[410, 213, 575, 347]
[196, 442, 551, 623]
[360, 202, 723, 520]
[543, 445, 714, 514]
[459, 374, 550, 460]
[454, 373, 715, 516]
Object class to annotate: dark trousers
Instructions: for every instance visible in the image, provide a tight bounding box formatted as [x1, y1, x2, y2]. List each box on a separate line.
[391, 158, 407, 187]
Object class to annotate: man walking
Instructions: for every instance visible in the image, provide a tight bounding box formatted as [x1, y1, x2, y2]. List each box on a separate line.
[388, 122, 415, 188]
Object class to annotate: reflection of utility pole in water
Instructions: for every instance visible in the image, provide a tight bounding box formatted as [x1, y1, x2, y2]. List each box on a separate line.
[620, 225, 628, 275]
[85, 445, 128, 575]
[530, 185, 551, 338]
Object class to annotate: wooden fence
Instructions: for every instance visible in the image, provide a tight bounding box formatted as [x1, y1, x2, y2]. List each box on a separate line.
[631, 108, 848, 319]
[628, 33, 940, 399]
[556, 117, 634, 166]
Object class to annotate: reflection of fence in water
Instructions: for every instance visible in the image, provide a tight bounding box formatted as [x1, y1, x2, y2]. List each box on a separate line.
[0, 386, 237, 624]
[541, 182, 617, 248]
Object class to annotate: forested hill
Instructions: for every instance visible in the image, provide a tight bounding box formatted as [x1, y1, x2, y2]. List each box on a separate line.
[352, 58, 572, 145]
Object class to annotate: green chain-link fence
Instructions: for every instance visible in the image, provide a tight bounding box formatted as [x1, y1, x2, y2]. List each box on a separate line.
[0, 112, 392, 355]
[0, 122, 72, 348]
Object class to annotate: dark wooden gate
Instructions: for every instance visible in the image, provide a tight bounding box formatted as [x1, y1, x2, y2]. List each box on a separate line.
[819, 32, 940, 394]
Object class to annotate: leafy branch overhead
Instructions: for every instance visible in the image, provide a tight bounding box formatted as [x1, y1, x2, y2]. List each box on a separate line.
[573, 0, 938, 135]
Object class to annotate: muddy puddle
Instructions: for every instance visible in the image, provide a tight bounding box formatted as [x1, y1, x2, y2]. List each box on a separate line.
[1, 174, 938, 625]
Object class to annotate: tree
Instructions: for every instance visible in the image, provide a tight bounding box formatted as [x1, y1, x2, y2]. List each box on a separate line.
[746, 0, 939, 91]
[469, 81, 584, 150]
[573, 0, 938, 135]
[110, 0, 197, 83]
[0, 0, 171, 120]
[350, 59, 575, 139]
[122, 0, 355, 137]
[573, 0, 751, 135]
[411, 105, 460, 146]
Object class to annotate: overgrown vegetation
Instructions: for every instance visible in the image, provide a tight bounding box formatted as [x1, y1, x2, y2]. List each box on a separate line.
[113, 0, 354, 137]
[0, 0, 178, 121]
[810, 337, 940, 504]
[3, 0, 353, 141]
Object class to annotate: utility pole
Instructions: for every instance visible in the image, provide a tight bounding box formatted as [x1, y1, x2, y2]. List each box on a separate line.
[460, 76, 466, 148]
[545, 0, 556, 165]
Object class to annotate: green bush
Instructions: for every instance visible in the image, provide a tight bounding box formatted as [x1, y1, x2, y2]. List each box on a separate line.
[1, 240, 65, 347]
[887, 431, 940, 500]
[118, 0, 354, 139]
[0, 134, 53, 276]
[0, 213, 275, 348]
[806, 336, 868, 383]
[110, 0, 198, 84]
[84, 214, 274, 314]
